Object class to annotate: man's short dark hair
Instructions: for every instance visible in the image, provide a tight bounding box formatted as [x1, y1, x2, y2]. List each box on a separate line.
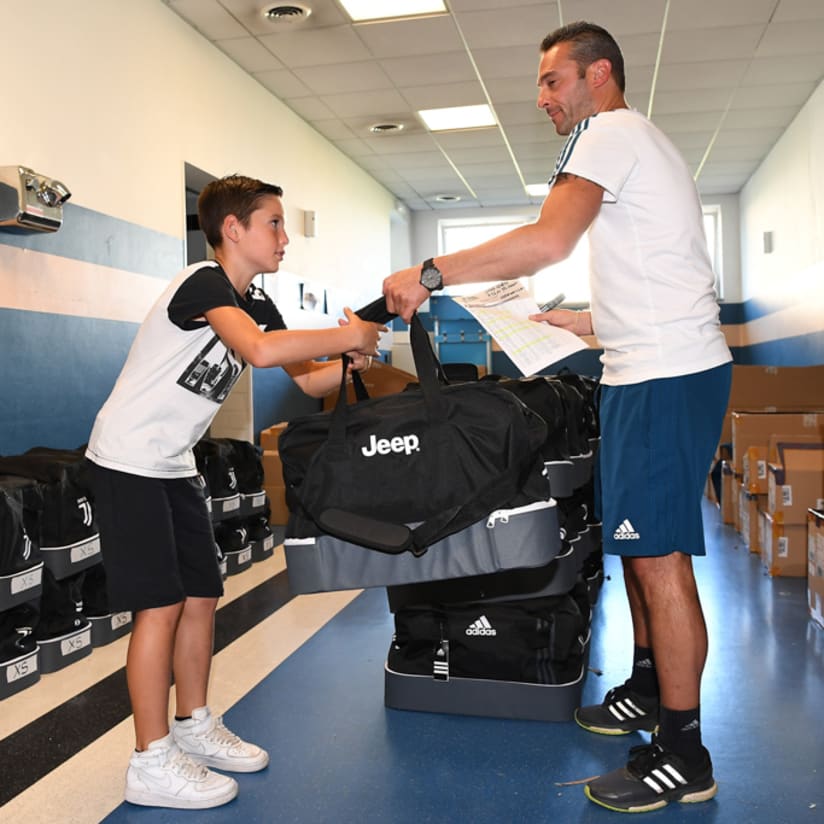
[197, 174, 283, 249]
[540, 21, 626, 93]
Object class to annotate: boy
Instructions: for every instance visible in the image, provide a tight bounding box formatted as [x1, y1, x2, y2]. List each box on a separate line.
[86, 174, 385, 809]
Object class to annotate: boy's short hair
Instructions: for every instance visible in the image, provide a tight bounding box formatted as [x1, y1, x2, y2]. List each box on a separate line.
[540, 21, 626, 93]
[197, 175, 283, 249]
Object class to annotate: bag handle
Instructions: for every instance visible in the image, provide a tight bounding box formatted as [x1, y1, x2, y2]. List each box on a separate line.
[328, 312, 447, 449]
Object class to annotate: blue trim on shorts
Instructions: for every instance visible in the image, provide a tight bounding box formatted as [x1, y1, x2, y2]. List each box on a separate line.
[598, 363, 731, 557]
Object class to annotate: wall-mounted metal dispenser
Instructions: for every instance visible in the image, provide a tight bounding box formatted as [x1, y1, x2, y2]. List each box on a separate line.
[0, 166, 71, 233]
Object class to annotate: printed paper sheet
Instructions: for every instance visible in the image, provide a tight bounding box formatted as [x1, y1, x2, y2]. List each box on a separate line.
[453, 281, 588, 376]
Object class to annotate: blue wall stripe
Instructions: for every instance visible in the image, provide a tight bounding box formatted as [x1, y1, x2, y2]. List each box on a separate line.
[0, 203, 183, 279]
[0, 309, 136, 455]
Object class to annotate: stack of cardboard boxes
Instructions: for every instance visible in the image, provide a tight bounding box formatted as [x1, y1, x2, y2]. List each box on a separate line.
[808, 508, 824, 628]
[710, 365, 824, 626]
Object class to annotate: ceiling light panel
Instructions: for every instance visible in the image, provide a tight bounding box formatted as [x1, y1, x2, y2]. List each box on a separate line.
[338, 0, 447, 23]
[418, 104, 496, 131]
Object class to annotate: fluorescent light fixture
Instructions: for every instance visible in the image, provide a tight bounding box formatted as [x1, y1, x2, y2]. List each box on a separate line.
[339, 0, 446, 22]
[525, 182, 549, 197]
[418, 104, 496, 132]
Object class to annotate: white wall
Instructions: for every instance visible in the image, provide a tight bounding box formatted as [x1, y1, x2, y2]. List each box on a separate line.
[740, 77, 824, 302]
[1, 0, 395, 294]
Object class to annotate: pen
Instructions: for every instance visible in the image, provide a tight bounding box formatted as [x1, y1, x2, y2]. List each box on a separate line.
[539, 293, 565, 312]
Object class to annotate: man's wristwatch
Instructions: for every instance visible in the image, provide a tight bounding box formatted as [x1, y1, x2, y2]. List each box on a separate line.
[419, 258, 443, 292]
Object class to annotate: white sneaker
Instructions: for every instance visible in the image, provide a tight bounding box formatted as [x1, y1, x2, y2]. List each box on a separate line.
[125, 733, 238, 809]
[172, 706, 270, 773]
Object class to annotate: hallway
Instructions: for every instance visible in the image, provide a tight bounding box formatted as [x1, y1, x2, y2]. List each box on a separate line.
[1, 500, 822, 823]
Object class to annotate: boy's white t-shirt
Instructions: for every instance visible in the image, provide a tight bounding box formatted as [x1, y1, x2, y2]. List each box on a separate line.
[550, 108, 731, 386]
[86, 261, 286, 478]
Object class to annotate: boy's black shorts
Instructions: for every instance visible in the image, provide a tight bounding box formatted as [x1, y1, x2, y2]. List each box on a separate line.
[89, 462, 224, 612]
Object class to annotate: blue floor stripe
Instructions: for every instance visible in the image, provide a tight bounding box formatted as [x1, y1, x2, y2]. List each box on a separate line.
[102, 503, 824, 824]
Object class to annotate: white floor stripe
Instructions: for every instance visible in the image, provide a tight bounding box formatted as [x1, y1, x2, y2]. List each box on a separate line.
[1, 582, 361, 822]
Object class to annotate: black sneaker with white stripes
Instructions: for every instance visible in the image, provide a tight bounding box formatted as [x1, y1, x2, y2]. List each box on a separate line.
[584, 737, 717, 813]
[574, 682, 659, 735]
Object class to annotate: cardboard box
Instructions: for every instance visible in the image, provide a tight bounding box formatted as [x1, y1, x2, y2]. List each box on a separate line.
[739, 490, 766, 553]
[743, 445, 768, 494]
[264, 483, 289, 525]
[767, 446, 824, 525]
[262, 449, 284, 487]
[259, 421, 290, 451]
[762, 510, 807, 577]
[808, 509, 824, 628]
[733, 478, 743, 532]
[721, 461, 735, 524]
[731, 411, 824, 475]
[758, 509, 770, 558]
[720, 365, 824, 444]
[322, 361, 418, 411]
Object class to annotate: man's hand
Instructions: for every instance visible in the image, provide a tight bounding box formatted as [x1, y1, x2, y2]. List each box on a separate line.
[383, 266, 431, 324]
[529, 307, 593, 336]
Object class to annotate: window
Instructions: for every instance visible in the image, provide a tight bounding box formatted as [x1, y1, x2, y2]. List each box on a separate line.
[702, 205, 723, 299]
[439, 216, 591, 306]
[439, 206, 723, 306]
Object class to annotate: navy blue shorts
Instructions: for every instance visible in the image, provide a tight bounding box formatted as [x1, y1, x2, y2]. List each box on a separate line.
[89, 463, 223, 611]
[598, 363, 731, 558]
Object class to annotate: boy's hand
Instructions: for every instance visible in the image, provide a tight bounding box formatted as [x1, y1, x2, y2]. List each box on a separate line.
[339, 307, 387, 354]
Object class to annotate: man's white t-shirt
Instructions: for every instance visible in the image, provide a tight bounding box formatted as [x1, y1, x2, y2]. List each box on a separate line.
[550, 108, 731, 386]
[86, 262, 286, 478]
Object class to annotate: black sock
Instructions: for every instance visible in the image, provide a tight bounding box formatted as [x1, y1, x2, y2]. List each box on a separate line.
[627, 645, 658, 698]
[658, 706, 704, 763]
[174, 715, 192, 722]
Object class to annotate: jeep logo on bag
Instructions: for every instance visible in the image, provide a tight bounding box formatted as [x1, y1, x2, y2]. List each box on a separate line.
[361, 433, 420, 457]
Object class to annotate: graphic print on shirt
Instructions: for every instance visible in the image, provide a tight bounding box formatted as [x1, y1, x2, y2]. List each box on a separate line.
[177, 334, 243, 404]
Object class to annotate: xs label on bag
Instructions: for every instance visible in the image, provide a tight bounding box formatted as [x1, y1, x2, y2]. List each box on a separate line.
[361, 433, 420, 457]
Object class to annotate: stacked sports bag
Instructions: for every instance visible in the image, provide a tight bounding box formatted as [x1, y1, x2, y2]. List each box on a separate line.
[278, 302, 602, 721]
[383, 370, 602, 721]
[278, 312, 562, 592]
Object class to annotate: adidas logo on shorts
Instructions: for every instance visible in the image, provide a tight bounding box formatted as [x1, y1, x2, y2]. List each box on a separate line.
[465, 615, 497, 636]
[613, 518, 640, 540]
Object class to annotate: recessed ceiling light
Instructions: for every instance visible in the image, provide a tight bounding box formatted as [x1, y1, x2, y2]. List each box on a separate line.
[418, 104, 496, 132]
[525, 183, 549, 197]
[369, 122, 405, 134]
[338, 0, 446, 22]
[434, 194, 462, 202]
[260, 4, 312, 25]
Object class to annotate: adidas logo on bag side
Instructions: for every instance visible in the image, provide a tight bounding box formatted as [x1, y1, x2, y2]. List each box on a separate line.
[613, 518, 640, 540]
[465, 615, 497, 636]
[361, 433, 420, 457]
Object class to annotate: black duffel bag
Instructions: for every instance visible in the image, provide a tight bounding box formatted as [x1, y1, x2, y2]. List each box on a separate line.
[388, 594, 587, 684]
[279, 312, 548, 556]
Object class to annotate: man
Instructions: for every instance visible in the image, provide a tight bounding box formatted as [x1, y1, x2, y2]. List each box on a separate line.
[383, 21, 731, 815]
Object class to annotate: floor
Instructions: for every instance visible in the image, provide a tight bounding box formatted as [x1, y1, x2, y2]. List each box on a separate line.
[1, 500, 823, 824]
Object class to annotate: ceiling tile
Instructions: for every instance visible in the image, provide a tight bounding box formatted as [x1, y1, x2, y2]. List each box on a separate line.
[254, 69, 313, 98]
[399, 81, 488, 110]
[352, 16, 464, 58]
[258, 26, 372, 67]
[216, 37, 283, 72]
[293, 61, 394, 94]
[319, 89, 410, 118]
[168, 0, 247, 39]
[379, 51, 476, 87]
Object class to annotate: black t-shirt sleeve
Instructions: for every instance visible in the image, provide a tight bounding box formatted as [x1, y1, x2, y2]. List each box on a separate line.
[245, 283, 287, 332]
[168, 266, 241, 330]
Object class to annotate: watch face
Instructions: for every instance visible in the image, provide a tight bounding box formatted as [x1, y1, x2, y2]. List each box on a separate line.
[420, 262, 442, 291]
